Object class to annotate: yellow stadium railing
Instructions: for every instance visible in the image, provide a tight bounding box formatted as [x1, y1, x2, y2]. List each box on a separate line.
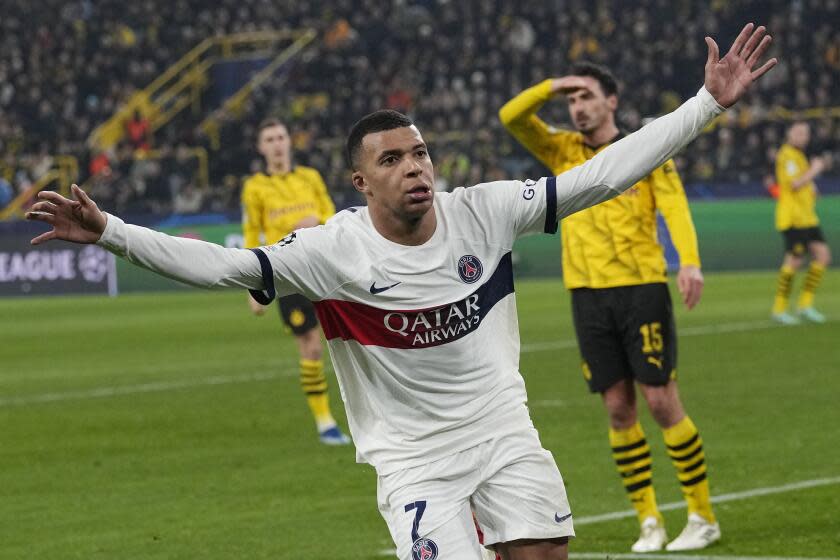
[199, 29, 317, 150]
[87, 30, 315, 153]
[0, 156, 79, 220]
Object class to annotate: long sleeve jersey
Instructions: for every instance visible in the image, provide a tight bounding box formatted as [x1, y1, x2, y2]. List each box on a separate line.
[97, 88, 723, 474]
[500, 79, 701, 289]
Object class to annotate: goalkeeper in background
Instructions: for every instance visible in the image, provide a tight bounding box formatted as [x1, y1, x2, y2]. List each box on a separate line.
[501, 63, 719, 552]
[242, 118, 351, 445]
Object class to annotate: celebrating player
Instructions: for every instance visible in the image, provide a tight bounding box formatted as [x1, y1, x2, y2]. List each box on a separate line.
[27, 25, 775, 560]
[771, 121, 832, 324]
[500, 61, 717, 551]
[242, 118, 350, 445]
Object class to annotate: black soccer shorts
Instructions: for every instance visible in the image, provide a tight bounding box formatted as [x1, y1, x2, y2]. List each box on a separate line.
[782, 226, 826, 257]
[571, 282, 677, 393]
[277, 293, 319, 335]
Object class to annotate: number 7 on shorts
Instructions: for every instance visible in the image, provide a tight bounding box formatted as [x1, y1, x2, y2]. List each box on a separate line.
[404, 500, 427, 542]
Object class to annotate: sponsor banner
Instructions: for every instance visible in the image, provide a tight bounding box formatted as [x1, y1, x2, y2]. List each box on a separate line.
[0, 235, 117, 297]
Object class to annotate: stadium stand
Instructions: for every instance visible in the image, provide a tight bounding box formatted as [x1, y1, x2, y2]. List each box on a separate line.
[1, 0, 838, 216]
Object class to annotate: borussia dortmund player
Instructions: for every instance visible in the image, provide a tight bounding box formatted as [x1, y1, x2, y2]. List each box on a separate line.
[771, 121, 832, 324]
[501, 63, 720, 552]
[242, 118, 350, 445]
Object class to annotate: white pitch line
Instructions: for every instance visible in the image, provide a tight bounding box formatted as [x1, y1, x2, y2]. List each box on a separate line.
[570, 554, 840, 560]
[375, 476, 840, 558]
[575, 476, 840, 525]
[0, 371, 289, 407]
[0, 318, 829, 408]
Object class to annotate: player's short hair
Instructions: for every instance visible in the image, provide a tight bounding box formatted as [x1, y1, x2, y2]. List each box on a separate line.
[256, 117, 287, 142]
[568, 61, 619, 97]
[346, 110, 414, 170]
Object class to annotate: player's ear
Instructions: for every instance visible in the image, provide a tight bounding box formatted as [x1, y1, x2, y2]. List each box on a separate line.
[606, 94, 618, 111]
[352, 171, 368, 195]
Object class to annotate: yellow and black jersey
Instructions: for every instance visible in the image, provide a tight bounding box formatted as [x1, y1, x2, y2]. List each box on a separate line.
[500, 79, 700, 289]
[775, 143, 819, 231]
[241, 166, 336, 248]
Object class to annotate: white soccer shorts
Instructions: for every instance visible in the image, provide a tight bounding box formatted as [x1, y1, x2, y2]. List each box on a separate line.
[377, 427, 574, 559]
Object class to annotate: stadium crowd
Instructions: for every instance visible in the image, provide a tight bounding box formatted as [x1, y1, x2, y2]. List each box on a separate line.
[1, 0, 838, 214]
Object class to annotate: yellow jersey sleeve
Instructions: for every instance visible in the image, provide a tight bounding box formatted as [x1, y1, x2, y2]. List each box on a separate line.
[241, 176, 264, 248]
[651, 160, 701, 268]
[500, 79, 578, 171]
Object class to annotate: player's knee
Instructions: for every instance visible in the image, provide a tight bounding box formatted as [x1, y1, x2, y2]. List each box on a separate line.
[297, 330, 323, 360]
[605, 404, 637, 428]
[819, 245, 832, 266]
[642, 387, 682, 426]
[785, 256, 802, 269]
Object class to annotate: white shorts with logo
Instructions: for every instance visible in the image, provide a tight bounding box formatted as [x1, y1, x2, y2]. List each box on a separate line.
[377, 427, 574, 560]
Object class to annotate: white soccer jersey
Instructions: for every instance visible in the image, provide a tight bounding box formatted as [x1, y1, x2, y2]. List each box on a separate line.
[250, 178, 558, 473]
[96, 87, 722, 475]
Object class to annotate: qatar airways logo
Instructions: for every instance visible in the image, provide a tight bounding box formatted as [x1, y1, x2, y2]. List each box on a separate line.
[384, 294, 481, 346]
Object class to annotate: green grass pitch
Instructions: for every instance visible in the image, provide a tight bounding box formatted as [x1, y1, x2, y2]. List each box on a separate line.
[2, 270, 839, 559]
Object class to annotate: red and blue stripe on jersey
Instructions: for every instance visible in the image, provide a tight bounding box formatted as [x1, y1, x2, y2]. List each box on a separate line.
[314, 252, 514, 349]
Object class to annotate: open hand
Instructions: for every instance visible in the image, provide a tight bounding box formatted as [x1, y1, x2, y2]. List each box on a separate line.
[25, 184, 107, 245]
[704, 23, 777, 108]
[677, 265, 704, 310]
[550, 76, 591, 95]
[810, 156, 827, 176]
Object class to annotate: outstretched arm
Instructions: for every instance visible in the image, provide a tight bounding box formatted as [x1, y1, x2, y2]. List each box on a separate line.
[551, 23, 777, 218]
[27, 185, 265, 291]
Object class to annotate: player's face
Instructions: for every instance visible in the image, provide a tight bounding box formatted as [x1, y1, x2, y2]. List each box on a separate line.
[352, 125, 435, 221]
[788, 123, 810, 149]
[257, 124, 292, 168]
[565, 76, 617, 135]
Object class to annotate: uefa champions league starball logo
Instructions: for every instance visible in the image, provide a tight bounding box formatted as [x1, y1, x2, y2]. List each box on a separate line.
[457, 254, 483, 284]
[77, 246, 109, 283]
[411, 538, 438, 560]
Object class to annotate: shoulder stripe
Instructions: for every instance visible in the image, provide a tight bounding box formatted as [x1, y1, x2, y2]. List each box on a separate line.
[544, 176, 558, 234]
[248, 248, 276, 304]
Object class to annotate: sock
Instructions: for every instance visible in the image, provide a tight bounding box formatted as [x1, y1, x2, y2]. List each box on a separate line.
[610, 422, 662, 524]
[797, 262, 825, 310]
[299, 359, 336, 432]
[663, 416, 715, 523]
[772, 265, 795, 314]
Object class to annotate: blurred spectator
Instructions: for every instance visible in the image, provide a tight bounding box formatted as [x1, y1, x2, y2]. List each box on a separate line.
[172, 183, 204, 214]
[125, 109, 151, 152]
[0, 0, 838, 216]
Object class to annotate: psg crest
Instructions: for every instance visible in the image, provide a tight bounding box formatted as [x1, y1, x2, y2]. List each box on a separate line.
[411, 538, 439, 560]
[457, 255, 483, 284]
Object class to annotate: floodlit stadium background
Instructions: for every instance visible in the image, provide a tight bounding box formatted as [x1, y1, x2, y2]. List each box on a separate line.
[1, 1, 838, 559]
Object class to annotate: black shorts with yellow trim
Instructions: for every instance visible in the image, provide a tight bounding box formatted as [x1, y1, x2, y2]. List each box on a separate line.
[571, 283, 677, 393]
[782, 226, 825, 256]
[277, 293, 319, 335]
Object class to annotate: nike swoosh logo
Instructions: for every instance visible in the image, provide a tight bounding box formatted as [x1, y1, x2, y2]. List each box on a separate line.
[369, 281, 401, 295]
[554, 512, 572, 523]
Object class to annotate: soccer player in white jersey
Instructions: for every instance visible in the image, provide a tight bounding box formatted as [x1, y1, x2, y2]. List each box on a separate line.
[27, 25, 775, 560]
